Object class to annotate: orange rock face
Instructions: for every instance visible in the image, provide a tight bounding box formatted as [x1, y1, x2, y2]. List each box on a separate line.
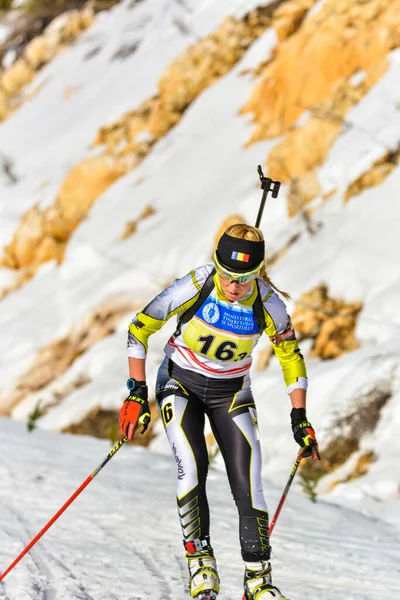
[0, 7, 94, 121]
[266, 77, 381, 188]
[292, 284, 362, 360]
[1, 156, 125, 271]
[93, 8, 275, 156]
[0, 6, 280, 284]
[272, 0, 314, 42]
[3, 297, 135, 414]
[287, 170, 321, 217]
[241, 0, 400, 215]
[244, 0, 400, 142]
[344, 147, 400, 202]
[120, 205, 156, 240]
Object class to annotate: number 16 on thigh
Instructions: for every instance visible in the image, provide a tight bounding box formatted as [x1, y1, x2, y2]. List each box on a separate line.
[160, 397, 176, 427]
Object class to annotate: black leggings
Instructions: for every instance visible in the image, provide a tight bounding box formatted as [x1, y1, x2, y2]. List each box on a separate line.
[156, 357, 270, 561]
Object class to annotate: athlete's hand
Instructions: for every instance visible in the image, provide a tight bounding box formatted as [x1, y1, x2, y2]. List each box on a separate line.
[119, 382, 151, 440]
[290, 408, 320, 461]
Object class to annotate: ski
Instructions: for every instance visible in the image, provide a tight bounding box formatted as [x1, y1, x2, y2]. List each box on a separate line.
[242, 594, 289, 600]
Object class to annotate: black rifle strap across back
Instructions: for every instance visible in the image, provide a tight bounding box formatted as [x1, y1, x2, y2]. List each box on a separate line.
[253, 279, 266, 334]
[175, 268, 216, 336]
[176, 268, 266, 336]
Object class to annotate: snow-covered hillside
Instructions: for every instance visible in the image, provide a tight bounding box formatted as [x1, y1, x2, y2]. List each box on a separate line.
[0, 0, 399, 542]
[1, 419, 400, 599]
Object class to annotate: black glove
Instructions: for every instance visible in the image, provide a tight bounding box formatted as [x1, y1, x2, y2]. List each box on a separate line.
[119, 382, 151, 440]
[290, 407, 320, 461]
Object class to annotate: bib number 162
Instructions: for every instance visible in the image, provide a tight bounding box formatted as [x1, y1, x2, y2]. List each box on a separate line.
[198, 335, 247, 362]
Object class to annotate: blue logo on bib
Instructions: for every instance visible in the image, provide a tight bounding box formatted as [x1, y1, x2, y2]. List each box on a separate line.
[202, 302, 220, 324]
[196, 301, 258, 335]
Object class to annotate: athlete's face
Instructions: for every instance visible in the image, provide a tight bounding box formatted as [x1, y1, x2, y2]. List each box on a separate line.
[218, 275, 253, 302]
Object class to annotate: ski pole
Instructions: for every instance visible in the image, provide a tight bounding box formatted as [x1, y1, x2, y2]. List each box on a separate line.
[241, 451, 310, 599]
[269, 449, 305, 536]
[255, 165, 281, 228]
[0, 436, 128, 582]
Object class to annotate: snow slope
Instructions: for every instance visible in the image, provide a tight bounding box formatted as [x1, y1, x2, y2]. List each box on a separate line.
[0, 0, 399, 539]
[1, 419, 400, 600]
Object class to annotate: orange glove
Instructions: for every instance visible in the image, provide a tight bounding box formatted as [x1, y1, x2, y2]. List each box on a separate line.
[119, 381, 150, 440]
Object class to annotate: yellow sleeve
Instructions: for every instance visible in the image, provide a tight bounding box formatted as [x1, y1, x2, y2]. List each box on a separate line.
[268, 337, 307, 387]
[262, 290, 307, 389]
[127, 265, 211, 358]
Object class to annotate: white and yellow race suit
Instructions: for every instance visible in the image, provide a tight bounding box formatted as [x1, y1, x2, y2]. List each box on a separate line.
[127, 264, 307, 563]
[127, 264, 307, 392]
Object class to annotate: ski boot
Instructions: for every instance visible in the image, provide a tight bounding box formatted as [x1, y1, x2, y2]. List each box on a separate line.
[243, 561, 288, 599]
[184, 540, 220, 599]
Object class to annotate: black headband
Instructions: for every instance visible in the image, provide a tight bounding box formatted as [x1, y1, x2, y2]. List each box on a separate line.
[215, 233, 265, 273]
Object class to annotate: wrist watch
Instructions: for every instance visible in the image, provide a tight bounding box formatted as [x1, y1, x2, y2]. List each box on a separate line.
[127, 378, 146, 391]
[126, 378, 137, 391]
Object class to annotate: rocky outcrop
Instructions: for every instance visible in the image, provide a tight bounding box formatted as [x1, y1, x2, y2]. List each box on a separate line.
[287, 169, 321, 218]
[291, 284, 362, 360]
[243, 0, 400, 214]
[120, 205, 156, 240]
[2, 297, 135, 415]
[63, 402, 159, 447]
[328, 450, 377, 489]
[245, 0, 400, 141]
[93, 5, 279, 159]
[94, 0, 316, 155]
[1, 156, 125, 270]
[344, 145, 400, 203]
[300, 383, 391, 486]
[267, 79, 374, 187]
[3, 0, 399, 280]
[271, 0, 314, 42]
[0, 4, 287, 289]
[0, 5, 94, 120]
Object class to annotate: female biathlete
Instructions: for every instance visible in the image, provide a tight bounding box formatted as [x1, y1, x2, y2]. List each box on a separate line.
[119, 224, 319, 600]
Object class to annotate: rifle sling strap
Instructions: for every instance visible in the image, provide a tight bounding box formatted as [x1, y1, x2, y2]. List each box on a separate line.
[175, 268, 265, 336]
